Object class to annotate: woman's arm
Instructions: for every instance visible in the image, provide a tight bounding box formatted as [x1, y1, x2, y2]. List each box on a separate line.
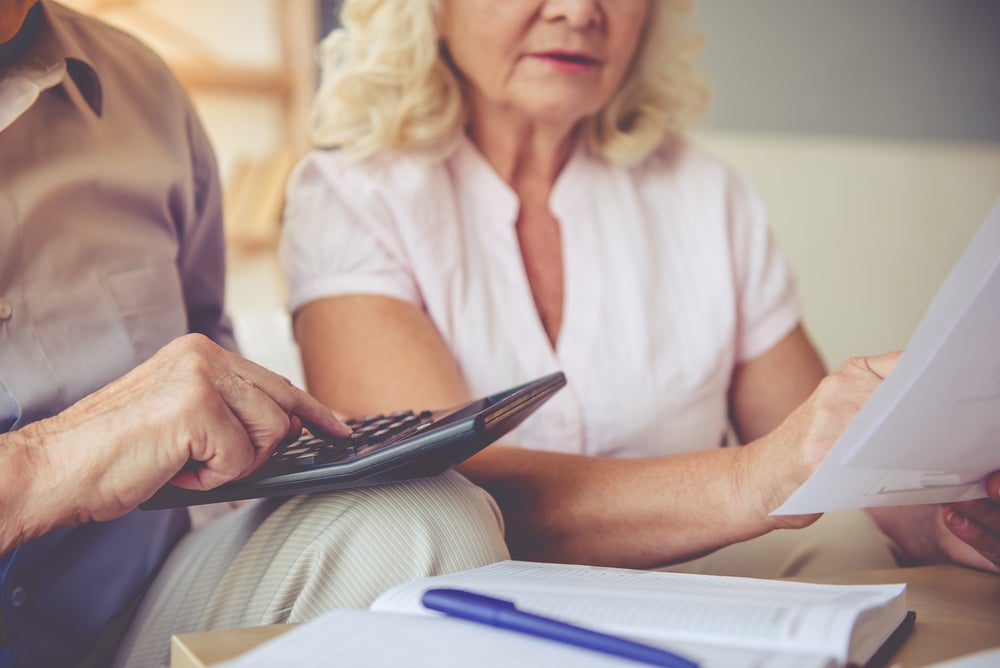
[728, 324, 827, 443]
[294, 296, 874, 568]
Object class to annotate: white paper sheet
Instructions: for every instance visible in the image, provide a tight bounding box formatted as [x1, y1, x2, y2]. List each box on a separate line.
[215, 608, 835, 668]
[775, 197, 1000, 515]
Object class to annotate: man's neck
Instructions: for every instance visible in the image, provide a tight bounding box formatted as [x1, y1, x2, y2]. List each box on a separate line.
[0, 3, 43, 68]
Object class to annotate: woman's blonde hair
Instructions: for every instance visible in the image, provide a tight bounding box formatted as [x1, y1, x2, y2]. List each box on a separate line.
[310, 0, 709, 165]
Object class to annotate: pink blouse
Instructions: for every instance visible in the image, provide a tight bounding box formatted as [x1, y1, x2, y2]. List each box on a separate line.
[281, 136, 800, 458]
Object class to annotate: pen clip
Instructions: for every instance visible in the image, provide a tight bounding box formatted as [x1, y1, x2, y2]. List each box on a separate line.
[423, 587, 516, 624]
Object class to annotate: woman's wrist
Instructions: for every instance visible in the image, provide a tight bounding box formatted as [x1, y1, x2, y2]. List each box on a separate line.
[734, 435, 821, 532]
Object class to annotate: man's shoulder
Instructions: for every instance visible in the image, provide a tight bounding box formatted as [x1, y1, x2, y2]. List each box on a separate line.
[45, 0, 185, 96]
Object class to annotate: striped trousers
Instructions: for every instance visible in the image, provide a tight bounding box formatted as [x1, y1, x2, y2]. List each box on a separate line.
[110, 471, 509, 667]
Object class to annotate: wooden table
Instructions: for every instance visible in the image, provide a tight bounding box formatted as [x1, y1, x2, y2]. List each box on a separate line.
[171, 565, 1000, 667]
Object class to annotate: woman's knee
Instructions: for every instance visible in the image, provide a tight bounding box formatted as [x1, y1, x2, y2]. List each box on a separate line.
[277, 471, 509, 568]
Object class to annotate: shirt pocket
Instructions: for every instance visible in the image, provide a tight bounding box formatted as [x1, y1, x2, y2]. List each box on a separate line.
[102, 262, 188, 363]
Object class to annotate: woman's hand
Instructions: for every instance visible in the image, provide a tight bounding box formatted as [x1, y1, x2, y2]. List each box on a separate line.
[743, 351, 903, 530]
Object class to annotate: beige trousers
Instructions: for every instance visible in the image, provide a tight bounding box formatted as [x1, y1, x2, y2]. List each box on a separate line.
[110, 471, 509, 668]
[664, 509, 900, 578]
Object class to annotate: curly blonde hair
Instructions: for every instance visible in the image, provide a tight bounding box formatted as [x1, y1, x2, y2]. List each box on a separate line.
[310, 0, 709, 165]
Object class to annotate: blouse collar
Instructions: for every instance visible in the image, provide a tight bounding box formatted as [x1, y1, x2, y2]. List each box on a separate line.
[448, 132, 598, 227]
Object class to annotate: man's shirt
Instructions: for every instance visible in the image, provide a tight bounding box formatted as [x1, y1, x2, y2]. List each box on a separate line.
[0, 2, 234, 664]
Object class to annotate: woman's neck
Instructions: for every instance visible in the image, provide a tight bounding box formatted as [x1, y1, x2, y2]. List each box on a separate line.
[467, 105, 580, 194]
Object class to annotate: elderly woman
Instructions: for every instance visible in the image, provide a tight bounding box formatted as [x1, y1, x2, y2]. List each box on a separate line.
[281, 0, 999, 575]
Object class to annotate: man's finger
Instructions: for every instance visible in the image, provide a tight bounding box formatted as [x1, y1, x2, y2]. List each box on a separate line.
[170, 406, 257, 490]
[225, 354, 351, 437]
[987, 471, 1000, 501]
[944, 503, 1000, 568]
[216, 375, 297, 470]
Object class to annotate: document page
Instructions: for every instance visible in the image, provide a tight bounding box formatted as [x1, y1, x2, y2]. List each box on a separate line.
[216, 608, 836, 668]
[776, 197, 1000, 515]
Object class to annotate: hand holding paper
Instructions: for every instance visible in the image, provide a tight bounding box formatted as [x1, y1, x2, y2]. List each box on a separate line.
[770, 197, 1000, 569]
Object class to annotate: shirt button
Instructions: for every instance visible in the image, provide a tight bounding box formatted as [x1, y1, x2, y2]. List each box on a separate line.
[11, 587, 26, 607]
[0, 299, 11, 321]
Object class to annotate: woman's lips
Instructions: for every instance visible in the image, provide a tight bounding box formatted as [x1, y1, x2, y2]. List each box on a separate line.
[529, 50, 601, 72]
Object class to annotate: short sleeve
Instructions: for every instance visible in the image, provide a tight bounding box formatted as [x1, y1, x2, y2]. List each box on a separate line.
[280, 152, 423, 315]
[726, 170, 801, 363]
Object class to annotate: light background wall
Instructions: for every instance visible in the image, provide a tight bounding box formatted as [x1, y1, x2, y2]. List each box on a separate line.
[690, 0, 1000, 368]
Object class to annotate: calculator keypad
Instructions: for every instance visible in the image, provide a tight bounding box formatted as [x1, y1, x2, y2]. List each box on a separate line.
[263, 410, 435, 476]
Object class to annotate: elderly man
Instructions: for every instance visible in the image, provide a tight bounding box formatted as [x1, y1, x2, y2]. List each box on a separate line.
[0, 2, 507, 666]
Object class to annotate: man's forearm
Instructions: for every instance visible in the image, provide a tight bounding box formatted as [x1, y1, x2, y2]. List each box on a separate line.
[0, 424, 65, 555]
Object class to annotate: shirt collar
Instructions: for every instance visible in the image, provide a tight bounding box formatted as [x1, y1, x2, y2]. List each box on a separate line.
[39, 0, 104, 116]
[448, 134, 520, 227]
[10, 0, 103, 117]
[448, 132, 596, 226]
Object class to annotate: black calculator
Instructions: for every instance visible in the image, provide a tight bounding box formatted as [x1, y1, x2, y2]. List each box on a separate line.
[140, 371, 566, 509]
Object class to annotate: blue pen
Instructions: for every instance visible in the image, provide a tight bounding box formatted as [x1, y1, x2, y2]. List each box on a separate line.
[421, 588, 699, 668]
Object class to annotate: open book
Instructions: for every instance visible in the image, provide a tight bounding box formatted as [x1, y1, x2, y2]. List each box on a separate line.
[218, 560, 912, 668]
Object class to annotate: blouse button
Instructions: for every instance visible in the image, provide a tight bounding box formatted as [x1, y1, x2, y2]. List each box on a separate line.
[0, 299, 11, 321]
[11, 587, 26, 607]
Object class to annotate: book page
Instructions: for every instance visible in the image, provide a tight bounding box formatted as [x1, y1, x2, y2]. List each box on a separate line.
[371, 560, 906, 665]
[776, 197, 1000, 514]
[217, 608, 837, 668]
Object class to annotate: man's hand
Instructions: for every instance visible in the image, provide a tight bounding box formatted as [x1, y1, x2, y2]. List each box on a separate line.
[22, 333, 348, 528]
[939, 471, 1000, 572]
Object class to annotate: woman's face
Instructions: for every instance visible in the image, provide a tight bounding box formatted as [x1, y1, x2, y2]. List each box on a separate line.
[441, 0, 649, 129]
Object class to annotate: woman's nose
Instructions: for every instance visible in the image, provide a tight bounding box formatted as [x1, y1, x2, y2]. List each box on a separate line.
[541, 0, 605, 30]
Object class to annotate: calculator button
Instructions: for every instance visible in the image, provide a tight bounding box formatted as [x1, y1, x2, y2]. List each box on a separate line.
[280, 444, 312, 455]
[315, 442, 355, 464]
[273, 451, 318, 472]
[351, 414, 385, 427]
[270, 408, 438, 470]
